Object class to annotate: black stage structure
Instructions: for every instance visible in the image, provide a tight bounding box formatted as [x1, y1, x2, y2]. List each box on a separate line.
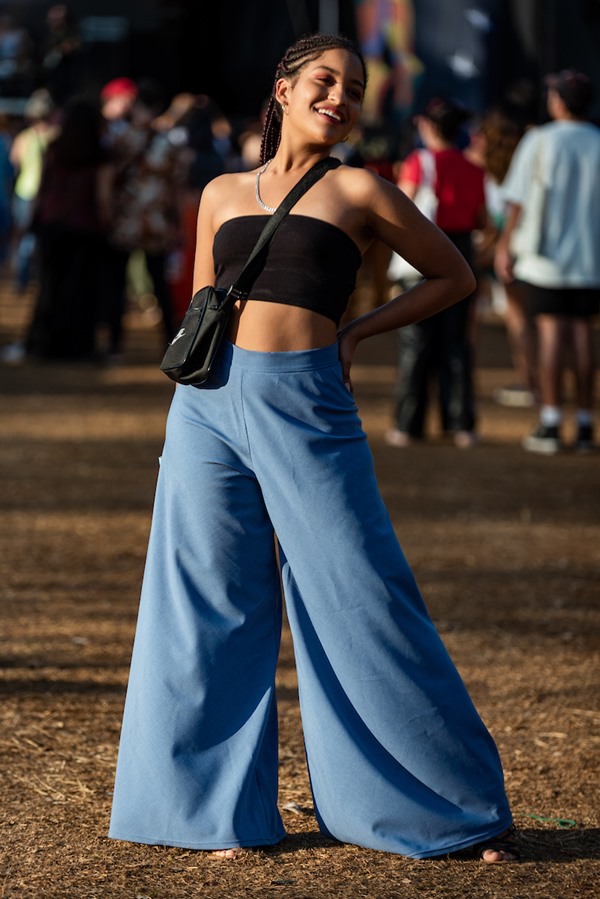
[8, 0, 600, 119]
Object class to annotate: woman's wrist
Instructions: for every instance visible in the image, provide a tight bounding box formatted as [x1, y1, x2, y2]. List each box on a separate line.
[338, 317, 369, 349]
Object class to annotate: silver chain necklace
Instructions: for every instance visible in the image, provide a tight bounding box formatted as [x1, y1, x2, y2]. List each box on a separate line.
[255, 159, 277, 213]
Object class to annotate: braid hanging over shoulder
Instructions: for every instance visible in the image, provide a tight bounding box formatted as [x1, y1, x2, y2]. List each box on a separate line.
[259, 32, 367, 165]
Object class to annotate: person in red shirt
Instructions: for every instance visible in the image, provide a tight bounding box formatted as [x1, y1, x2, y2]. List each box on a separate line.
[386, 98, 486, 448]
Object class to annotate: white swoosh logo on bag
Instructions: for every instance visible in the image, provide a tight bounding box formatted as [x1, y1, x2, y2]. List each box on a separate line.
[171, 328, 186, 344]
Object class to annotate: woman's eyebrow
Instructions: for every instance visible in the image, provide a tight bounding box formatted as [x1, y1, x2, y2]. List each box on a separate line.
[312, 64, 365, 89]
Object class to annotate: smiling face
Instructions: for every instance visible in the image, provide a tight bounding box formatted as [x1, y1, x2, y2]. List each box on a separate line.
[276, 48, 365, 147]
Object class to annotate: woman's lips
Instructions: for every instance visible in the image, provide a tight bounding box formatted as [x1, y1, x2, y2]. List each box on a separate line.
[315, 106, 345, 124]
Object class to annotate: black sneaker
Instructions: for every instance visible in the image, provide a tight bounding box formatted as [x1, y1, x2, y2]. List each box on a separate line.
[575, 424, 595, 454]
[522, 424, 562, 454]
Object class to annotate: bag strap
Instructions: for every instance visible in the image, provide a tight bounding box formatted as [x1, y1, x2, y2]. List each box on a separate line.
[228, 156, 341, 299]
[418, 149, 436, 190]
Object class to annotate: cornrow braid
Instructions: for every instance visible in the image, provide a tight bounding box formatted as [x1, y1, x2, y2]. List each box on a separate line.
[259, 32, 367, 165]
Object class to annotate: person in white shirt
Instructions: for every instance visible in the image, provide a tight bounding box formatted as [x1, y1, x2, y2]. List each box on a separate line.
[496, 70, 600, 454]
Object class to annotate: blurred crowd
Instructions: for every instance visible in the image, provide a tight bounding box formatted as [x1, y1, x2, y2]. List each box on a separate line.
[0, 73, 268, 364]
[0, 4, 82, 104]
[379, 70, 600, 455]
[0, 25, 598, 454]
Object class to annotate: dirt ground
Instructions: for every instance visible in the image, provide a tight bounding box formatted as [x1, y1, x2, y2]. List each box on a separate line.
[0, 283, 599, 899]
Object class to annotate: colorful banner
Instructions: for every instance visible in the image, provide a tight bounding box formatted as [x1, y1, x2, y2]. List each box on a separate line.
[355, 0, 423, 123]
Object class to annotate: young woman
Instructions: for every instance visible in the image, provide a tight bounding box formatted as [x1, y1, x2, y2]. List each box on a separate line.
[109, 33, 518, 863]
[9, 88, 56, 292]
[25, 97, 111, 360]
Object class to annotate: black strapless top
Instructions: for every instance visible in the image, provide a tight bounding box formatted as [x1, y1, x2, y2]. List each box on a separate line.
[213, 214, 363, 325]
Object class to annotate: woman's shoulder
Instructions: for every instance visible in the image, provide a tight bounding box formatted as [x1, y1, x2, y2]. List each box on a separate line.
[206, 169, 253, 193]
[331, 162, 389, 201]
[330, 162, 414, 235]
[200, 170, 253, 208]
[196, 170, 255, 229]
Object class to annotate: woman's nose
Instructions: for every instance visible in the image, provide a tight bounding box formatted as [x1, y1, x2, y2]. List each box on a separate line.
[328, 85, 344, 105]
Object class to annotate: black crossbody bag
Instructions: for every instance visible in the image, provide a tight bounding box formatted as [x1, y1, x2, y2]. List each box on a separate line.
[160, 157, 340, 386]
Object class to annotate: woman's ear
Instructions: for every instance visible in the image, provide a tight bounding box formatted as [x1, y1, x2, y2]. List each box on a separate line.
[275, 77, 291, 114]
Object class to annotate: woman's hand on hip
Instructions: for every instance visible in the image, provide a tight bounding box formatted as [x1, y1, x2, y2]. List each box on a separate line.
[337, 325, 360, 393]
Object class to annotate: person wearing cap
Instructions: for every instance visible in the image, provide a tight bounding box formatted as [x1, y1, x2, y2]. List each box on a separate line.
[100, 77, 138, 145]
[496, 69, 600, 454]
[100, 80, 180, 360]
[9, 88, 57, 292]
[95, 76, 138, 362]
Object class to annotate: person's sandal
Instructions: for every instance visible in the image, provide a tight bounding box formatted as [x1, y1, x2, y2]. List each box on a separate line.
[472, 825, 520, 863]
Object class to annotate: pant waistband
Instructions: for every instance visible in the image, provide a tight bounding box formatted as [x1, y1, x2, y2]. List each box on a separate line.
[220, 340, 340, 372]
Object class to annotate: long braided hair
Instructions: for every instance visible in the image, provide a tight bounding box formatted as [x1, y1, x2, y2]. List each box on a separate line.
[259, 33, 367, 165]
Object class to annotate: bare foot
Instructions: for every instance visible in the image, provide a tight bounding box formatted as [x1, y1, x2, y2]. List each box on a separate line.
[481, 847, 519, 863]
[478, 827, 520, 863]
[211, 848, 240, 859]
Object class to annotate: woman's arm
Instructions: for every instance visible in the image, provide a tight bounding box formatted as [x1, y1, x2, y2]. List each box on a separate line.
[494, 202, 521, 283]
[191, 175, 229, 293]
[9, 131, 25, 171]
[338, 169, 475, 388]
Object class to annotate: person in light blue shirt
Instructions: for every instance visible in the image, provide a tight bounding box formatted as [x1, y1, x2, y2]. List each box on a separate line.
[496, 70, 600, 455]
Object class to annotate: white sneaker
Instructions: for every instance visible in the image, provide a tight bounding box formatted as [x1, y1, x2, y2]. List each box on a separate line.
[0, 343, 26, 364]
[493, 385, 536, 408]
[522, 424, 562, 454]
[454, 430, 478, 449]
[384, 428, 414, 447]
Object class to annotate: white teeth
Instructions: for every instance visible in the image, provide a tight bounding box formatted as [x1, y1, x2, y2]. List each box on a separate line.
[317, 108, 342, 123]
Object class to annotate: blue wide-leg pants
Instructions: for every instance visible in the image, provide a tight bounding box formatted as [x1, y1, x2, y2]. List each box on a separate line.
[109, 340, 512, 857]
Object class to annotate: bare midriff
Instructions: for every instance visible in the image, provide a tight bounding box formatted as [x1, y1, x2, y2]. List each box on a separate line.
[226, 300, 338, 351]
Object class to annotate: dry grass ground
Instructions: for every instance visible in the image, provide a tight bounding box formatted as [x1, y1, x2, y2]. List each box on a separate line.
[0, 284, 598, 898]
